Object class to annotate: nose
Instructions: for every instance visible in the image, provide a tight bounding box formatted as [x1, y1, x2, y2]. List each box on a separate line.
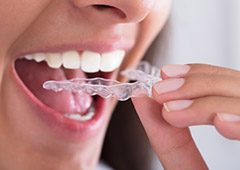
[72, 0, 156, 24]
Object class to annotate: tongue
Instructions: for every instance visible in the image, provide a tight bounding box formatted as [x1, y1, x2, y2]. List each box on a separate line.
[15, 59, 92, 114]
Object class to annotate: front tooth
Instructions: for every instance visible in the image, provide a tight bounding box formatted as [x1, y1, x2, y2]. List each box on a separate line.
[62, 51, 81, 69]
[24, 54, 34, 60]
[100, 50, 125, 72]
[81, 51, 101, 73]
[45, 53, 62, 69]
[33, 53, 45, 62]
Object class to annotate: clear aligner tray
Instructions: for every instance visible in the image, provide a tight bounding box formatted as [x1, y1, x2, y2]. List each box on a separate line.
[43, 61, 161, 101]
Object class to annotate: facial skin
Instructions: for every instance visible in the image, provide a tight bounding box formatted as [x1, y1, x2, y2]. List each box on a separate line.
[0, 0, 171, 170]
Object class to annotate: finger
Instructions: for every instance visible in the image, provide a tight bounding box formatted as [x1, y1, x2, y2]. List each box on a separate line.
[162, 96, 240, 129]
[152, 74, 240, 104]
[131, 97, 207, 169]
[161, 64, 240, 79]
[214, 114, 240, 140]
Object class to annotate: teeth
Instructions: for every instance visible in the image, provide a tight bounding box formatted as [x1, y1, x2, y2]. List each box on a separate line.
[23, 50, 126, 73]
[45, 53, 62, 69]
[64, 112, 94, 121]
[24, 54, 34, 60]
[81, 51, 101, 73]
[33, 53, 45, 62]
[62, 51, 81, 69]
[64, 106, 95, 122]
[100, 50, 125, 72]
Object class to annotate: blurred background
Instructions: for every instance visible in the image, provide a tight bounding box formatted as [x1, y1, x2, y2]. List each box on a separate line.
[151, 0, 240, 169]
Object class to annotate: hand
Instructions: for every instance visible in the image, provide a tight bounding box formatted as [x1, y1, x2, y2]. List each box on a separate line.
[133, 64, 240, 169]
[133, 63, 240, 169]
[153, 64, 240, 140]
[132, 97, 208, 169]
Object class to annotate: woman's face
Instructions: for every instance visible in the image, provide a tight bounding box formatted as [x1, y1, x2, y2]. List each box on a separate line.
[0, 0, 171, 169]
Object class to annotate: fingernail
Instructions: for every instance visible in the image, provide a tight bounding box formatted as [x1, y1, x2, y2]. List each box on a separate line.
[164, 100, 193, 112]
[162, 64, 190, 77]
[217, 113, 240, 122]
[154, 78, 185, 95]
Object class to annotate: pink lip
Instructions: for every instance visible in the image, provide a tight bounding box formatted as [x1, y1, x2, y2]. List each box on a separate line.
[10, 41, 126, 140]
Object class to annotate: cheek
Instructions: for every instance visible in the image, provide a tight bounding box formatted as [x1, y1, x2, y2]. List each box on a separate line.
[119, 0, 171, 74]
[0, 0, 50, 52]
[0, 0, 50, 88]
[140, 0, 171, 43]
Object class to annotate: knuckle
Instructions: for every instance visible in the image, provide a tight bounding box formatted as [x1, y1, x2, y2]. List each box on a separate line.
[189, 64, 222, 75]
[186, 73, 219, 91]
[207, 64, 222, 75]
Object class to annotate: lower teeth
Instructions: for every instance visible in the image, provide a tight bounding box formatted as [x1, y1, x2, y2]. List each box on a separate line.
[64, 105, 95, 122]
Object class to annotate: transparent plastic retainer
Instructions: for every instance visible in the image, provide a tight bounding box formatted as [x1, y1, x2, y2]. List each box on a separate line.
[43, 61, 161, 101]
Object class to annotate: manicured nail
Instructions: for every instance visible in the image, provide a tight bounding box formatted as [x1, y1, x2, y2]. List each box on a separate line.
[162, 64, 190, 77]
[154, 78, 185, 95]
[217, 113, 240, 122]
[164, 100, 193, 112]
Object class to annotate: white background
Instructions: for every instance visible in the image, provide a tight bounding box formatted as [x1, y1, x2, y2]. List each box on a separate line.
[152, 0, 240, 169]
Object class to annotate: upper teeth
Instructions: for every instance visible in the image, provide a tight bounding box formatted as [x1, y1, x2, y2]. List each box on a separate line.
[23, 50, 125, 73]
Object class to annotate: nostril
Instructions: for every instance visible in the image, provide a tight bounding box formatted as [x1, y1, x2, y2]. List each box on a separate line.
[92, 4, 126, 19]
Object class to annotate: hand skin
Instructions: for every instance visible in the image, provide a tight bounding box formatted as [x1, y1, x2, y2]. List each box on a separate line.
[132, 97, 208, 170]
[154, 64, 240, 140]
[132, 63, 240, 169]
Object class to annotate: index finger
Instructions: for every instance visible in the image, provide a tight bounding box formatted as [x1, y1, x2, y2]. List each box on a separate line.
[161, 64, 240, 79]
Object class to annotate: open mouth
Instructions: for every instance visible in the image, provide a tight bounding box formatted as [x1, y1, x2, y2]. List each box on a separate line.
[14, 49, 125, 123]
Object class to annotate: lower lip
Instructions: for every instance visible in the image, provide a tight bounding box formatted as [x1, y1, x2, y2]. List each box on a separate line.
[11, 63, 108, 140]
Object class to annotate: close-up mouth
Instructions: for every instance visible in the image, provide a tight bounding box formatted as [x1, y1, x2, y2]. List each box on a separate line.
[13, 49, 126, 130]
[0, 0, 175, 169]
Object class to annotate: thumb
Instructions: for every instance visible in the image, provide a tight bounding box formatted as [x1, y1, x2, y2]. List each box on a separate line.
[132, 97, 207, 169]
